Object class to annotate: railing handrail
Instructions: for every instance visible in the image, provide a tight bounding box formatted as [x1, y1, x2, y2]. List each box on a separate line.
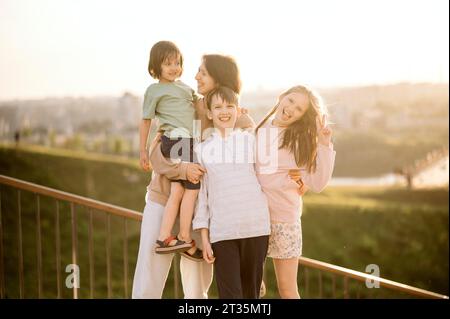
[1, 174, 448, 299]
[410, 147, 449, 176]
[0, 175, 142, 221]
[299, 257, 448, 299]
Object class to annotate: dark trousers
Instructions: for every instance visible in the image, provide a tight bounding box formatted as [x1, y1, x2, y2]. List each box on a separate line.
[160, 135, 200, 190]
[212, 235, 269, 299]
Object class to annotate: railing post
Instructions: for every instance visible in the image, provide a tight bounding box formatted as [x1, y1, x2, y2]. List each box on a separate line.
[318, 271, 323, 298]
[17, 190, 24, 299]
[356, 280, 361, 299]
[36, 194, 43, 298]
[368, 283, 375, 299]
[70, 203, 78, 299]
[88, 208, 94, 299]
[331, 273, 336, 299]
[106, 214, 112, 298]
[343, 276, 349, 299]
[55, 200, 61, 299]
[304, 267, 309, 298]
[0, 186, 4, 299]
[123, 218, 128, 298]
[173, 254, 179, 299]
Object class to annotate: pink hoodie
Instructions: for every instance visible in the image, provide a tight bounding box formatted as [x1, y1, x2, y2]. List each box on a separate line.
[255, 119, 336, 224]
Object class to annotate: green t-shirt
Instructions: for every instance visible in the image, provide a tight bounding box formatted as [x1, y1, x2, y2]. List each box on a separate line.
[142, 81, 198, 138]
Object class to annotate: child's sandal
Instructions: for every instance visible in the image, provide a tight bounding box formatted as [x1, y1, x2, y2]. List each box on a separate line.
[180, 240, 204, 262]
[155, 235, 192, 254]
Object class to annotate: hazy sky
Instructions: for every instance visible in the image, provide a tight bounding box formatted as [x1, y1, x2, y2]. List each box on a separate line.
[0, 0, 448, 100]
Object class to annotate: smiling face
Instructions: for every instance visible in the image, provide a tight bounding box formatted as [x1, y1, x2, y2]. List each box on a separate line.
[159, 54, 182, 83]
[273, 92, 311, 127]
[207, 95, 238, 134]
[195, 61, 216, 95]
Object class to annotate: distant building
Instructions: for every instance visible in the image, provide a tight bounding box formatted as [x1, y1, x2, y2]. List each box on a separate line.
[117, 92, 140, 130]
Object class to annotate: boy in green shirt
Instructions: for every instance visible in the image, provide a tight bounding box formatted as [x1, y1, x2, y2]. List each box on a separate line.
[139, 41, 202, 260]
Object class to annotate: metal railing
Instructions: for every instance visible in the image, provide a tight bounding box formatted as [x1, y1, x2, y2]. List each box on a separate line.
[0, 174, 141, 299]
[0, 174, 448, 299]
[297, 257, 448, 299]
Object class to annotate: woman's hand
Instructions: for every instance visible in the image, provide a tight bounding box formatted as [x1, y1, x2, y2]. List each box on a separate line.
[317, 114, 333, 147]
[202, 241, 215, 264]
[186, 163, 207, 184]
[288, 169, 309, 196]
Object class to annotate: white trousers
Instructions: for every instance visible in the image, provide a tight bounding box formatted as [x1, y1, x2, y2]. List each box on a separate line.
[132, 192, 213, 299]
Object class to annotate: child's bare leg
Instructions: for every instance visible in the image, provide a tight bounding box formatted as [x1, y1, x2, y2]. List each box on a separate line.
[178, 189, 200, 248]
[273, 258, 300, 299]
[157, 182, 184, 242]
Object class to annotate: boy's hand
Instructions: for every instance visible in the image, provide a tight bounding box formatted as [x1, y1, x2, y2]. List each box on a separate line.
[202, 241, 215, 264]
[140, 150, 150, 171]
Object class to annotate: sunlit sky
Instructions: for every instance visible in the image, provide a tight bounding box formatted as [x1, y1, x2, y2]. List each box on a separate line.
[0, 0, 448, 100]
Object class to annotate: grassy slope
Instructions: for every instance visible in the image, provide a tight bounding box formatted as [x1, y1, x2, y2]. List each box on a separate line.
[0, 145, 448, 298]
[300, 186, 448, 298]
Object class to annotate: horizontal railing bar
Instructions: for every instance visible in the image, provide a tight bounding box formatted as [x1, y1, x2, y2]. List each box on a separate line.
[299, 256, 448, 299]
[0, 175, 142, 221]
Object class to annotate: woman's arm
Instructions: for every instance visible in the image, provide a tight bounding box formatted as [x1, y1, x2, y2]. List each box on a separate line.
[148, 132, 188, 180]
[148, 132, 206, 183]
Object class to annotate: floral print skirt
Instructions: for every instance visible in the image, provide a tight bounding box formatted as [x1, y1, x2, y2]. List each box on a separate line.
[267, 221, 302, 259]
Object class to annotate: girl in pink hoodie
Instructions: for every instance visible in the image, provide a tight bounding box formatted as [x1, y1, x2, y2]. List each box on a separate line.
[255, 85, 336, 298]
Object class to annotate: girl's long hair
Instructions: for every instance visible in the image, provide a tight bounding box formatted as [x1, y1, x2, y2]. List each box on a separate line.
[255, 85, 327, 173]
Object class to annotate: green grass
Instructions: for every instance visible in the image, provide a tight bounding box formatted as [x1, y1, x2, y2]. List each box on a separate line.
[0, 145, 448, 298]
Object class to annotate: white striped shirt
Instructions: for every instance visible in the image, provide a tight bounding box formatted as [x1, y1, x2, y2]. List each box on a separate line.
[192, 129, 271, 243]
